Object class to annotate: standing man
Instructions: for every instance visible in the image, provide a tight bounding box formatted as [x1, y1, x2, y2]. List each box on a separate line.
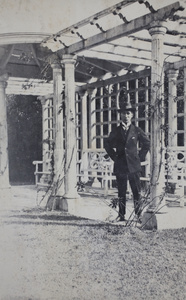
[104, 102, 150, 222]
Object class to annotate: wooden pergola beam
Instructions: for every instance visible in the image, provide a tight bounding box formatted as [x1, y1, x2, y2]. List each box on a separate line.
[108, 41, 186, 58]
[6, 77, 53, 96]
[80, 49, 151, 67]
[77, 56, 118, 75]
[75, 68, 95, 78]
[165, 58, 186, 70]
[58, 2, 182, 56]
[42, 0, 138, 44]
[78, 68, 150, 91]
[129, 34, 186, 48]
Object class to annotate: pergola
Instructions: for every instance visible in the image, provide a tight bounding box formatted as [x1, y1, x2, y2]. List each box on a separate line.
[0, 0, 186, 226]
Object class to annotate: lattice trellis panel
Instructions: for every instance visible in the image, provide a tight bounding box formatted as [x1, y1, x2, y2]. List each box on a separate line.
[176, 68, 186, 147]
[86, 73, 151, 149]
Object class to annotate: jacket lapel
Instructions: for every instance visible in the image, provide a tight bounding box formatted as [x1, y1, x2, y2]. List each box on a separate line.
[119, 124, 127, 141]
[126, 124, 136, 144]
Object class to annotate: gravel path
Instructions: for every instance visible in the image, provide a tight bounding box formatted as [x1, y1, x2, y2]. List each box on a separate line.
[0, 207, 186, 300]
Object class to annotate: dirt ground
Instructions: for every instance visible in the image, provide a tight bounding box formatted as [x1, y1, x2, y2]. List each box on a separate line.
[0, 205, 186, 300]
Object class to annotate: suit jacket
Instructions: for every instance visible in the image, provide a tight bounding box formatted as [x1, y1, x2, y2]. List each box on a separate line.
[104, 124, 150, 175]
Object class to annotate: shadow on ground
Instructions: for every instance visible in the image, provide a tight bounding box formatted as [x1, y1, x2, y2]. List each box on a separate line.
[2, 208, 124, 229]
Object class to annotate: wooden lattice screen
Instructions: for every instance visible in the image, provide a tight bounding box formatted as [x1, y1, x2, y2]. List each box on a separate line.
[176, 68, 186, 147]
[86, 72, 151, 150]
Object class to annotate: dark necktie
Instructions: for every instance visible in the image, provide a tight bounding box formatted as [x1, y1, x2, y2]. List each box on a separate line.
[122, 123, 130, 132]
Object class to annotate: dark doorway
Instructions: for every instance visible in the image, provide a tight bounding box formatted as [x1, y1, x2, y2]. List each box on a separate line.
[7, 95, 42, 185]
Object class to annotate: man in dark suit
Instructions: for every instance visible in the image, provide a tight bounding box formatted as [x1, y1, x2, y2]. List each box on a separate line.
[104, 102, 150, 222]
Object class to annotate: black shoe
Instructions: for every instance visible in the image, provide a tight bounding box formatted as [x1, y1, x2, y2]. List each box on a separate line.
[114, 216, 125, 222]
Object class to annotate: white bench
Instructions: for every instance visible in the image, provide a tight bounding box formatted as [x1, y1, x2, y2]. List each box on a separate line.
[77, 150, 150, 196]
[32, 159, 52, 189]
[165, 147, 186, 207]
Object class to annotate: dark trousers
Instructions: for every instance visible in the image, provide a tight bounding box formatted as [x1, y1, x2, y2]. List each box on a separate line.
[116, 172, 141, 218]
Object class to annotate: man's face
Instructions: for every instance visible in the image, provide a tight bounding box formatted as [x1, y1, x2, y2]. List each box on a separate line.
[120, 110, 133, 124]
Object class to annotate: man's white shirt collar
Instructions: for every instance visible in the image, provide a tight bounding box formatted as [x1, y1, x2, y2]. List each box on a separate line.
[121, 122, 131, 131]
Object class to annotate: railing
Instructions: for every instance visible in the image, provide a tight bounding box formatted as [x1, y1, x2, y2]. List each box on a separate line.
[165, 146, 186, 206]
[33, 147, 186, 204]
[33, 150, 53, 188]
[32, 160, 52, 186]
[77, 149, 150, 196]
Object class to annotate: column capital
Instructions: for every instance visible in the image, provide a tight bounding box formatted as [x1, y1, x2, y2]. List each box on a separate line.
[149, 21, 167, 36]
[166, 69, 179, 80]
[51, 61, 62, 71]
[61, 54, 77, 65]
[37, 94, 53, 105]
[87, 87, 97, 98]
[78, 89, 87, 98]
[37, 96, 46, 106]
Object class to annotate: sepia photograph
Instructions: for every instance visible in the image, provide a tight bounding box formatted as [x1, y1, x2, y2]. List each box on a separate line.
[0, 0, 186, 299]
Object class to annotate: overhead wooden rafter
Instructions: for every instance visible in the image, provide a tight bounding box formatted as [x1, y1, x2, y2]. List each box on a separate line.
[79, 49, 152, 67]
[42, 0, 139, 45]
[6, 77, 84, 96]
[6, 77, 53, 96]
[76, 68, 96, 79]
[79, 42, 186, 66]
[165, 58, 186, 70]
[77, 56, 119, 75]
[129, 33, 186, 48]
[55, 2, 183, 56]
[78, 68, 151, 91]
[77, 56, 141, 78]
[107, 39, 186, 58]
[40, 1, 185, 83]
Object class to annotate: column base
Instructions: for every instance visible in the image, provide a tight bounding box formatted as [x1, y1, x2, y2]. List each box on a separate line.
[65, 196, 83, 216]
[142, 207, 186, 230]
[46, 193, 82, 216]
[141, 212, 158, 230]
[142, 201, 170, 230]
[46, 196, 68, 212]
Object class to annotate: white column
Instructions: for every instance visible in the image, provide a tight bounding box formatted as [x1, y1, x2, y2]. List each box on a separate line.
[61, 55, 79, 198]
[38, 96, 51, 183]
[89, 88, 97, 149]
[0, 74, 10, 192]
[78, 90, 89, 182]
[51, 62, 65, 196]
[88, 87, 101, 187]
[79, 90, 88, 150]
[167, 69, 179, 147]
[184, 67, 186, 147]
[148, 22, 167, 210]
